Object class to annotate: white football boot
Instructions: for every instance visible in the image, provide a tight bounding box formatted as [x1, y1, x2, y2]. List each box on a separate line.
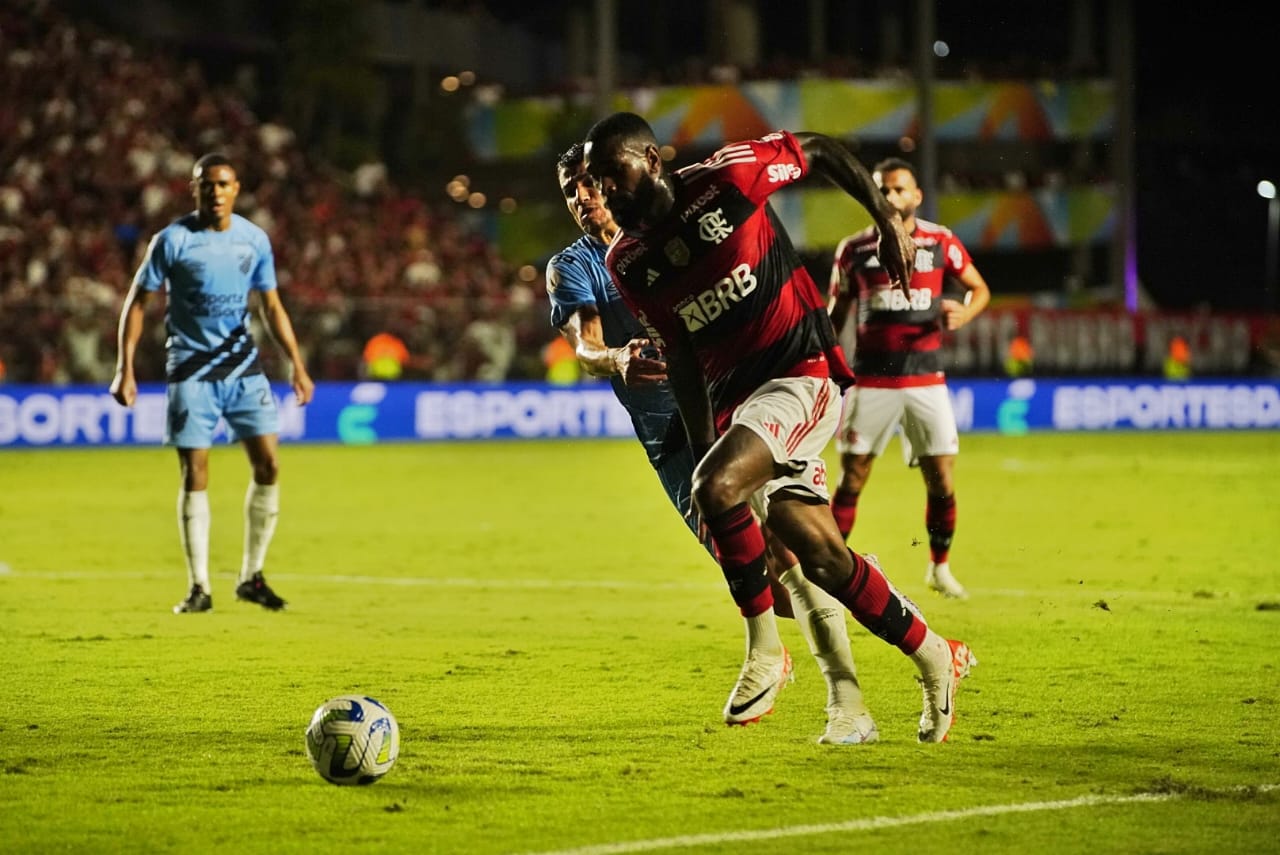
[916, 636, 977, 743]
[723, 647, 793, 725]
[926, 561, 969, 599]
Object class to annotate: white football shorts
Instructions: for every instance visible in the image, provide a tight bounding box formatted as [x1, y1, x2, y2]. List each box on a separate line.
[834, 383, 959, 459]
[730, 375, 841, 521]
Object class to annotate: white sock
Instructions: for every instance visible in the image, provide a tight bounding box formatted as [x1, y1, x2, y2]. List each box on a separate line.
[778, 565, 866, 712]
[744, 608, 784, 658]
[908, 629, 950, 675]
[240, 481, 279, 583]
[177, 489, 211, 591]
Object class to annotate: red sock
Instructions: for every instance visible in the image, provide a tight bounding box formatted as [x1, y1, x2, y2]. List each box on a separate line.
[834, 550, 927, 654]
[926, 493, 957, 564]
[831, 488, 860, 539]
[704, 502, 773, 617]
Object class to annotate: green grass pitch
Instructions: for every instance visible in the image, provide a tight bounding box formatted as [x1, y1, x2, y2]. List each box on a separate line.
[1, 431, 1278, 854]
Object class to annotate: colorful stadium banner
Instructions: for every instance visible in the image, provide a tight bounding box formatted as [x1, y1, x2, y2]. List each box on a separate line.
[2, 376, 1276, 449]
[465, 79, 1114, 161]
[495, 183, 1116, 264]
[784, 185, 1115, 250]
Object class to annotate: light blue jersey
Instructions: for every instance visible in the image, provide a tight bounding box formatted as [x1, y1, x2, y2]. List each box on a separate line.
[134, 212, 281, 446]
[133, 212, 275, 383]
[547, 235, 709, 554]
[547, 234, 679, 458]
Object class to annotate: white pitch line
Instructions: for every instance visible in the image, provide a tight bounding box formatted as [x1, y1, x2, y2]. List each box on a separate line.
[3, 569, 1274, 601]
[0, 569, 720, 591]
[516, 785, 1279, 855]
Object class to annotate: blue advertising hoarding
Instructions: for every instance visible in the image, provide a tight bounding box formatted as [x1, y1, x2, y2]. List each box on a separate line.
[1, 379, 1277, 449]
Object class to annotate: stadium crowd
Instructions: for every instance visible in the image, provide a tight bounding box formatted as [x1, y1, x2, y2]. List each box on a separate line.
[0, 1, 553, 386]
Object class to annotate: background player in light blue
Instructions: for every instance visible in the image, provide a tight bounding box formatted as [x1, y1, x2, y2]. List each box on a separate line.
[110, 153, 314, 614]
[546, 144, 877, 743]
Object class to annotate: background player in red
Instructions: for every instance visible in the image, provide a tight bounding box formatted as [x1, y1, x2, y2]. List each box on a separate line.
[828, 157, 991, 599]
[584, 113, 976, 742]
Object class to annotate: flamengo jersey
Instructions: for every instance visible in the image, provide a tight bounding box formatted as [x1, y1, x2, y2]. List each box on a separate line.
[604, 131, 852, 432]
[133, 212, 275, 383]
[830, 218, 972, 387]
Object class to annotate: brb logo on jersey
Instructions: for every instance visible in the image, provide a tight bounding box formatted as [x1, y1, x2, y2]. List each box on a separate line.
[868, 287, 934, 312]
[697, 209, 734, 245]
[675, 263, 757, 332]
[766, 163, 802, 183]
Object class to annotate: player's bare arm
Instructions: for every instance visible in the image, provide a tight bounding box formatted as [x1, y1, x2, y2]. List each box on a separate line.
[109, 282, 154, 408]
[939, 264, 992, 331]
[794, 132, 914, 290]
[662, 338, 715, 457]
[558, 305, 667, 385]
[827, 249, 856, 335]
[257, 289, 315, 405]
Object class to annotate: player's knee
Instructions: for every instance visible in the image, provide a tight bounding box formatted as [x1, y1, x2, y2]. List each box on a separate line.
[796, 540, 854, 591]
[252, 457, 280, 485]
[690, 466, 742, 517]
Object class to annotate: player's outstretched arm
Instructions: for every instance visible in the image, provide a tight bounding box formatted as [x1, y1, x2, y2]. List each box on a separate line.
[258, 289, 315, 405]
[558, 306, 667, 385]
[794, 132, 915, 290]
[109, 282, 153, 408]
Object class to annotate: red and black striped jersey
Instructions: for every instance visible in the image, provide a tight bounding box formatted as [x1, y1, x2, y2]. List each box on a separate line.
[829, 218, 972, 387]
[605, 131, 853, 432]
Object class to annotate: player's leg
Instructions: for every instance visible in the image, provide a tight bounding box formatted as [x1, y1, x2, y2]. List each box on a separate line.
[224, 376, 286, 610]
[654, 441, 791, 723]
[167, 379, 220, 613]
[832, 452, 873, 541]
[902, 386, 966, 598]
[918, 454, 964, 597]
[174, 447, 213, 612]
[737, 377, 974, 743]
[830, 387, 901, 540]
[765, 517, 877, 745]
[691, 425, 794, 726]
[765, 499, 975, 742]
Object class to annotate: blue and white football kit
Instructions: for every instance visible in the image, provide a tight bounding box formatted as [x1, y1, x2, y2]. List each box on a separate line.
[133, 212, 280, 446]
[547, 234, 706, 548]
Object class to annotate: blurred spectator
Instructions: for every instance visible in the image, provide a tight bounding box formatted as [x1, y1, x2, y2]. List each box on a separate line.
[362, 329, 410, 380]
[542, 334, 580, 385]
[1164, 336, 1191, 381]
[0, 0, 554, 384]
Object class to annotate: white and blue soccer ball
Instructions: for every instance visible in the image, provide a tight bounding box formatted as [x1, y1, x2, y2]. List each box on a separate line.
[305, 695, 400, 786]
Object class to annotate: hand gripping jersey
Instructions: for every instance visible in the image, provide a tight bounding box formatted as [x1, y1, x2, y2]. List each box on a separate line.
[830, 218, 972, 388]
[546, 233, 685, 464]
[604, 131, 853, 433]
[133, 212, 276, 383]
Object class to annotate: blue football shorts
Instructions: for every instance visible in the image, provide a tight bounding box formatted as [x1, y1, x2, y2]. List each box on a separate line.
[165, 374, 280, 447]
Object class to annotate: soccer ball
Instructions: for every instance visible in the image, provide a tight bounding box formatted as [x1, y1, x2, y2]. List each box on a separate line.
[304, 695, 400, 786]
